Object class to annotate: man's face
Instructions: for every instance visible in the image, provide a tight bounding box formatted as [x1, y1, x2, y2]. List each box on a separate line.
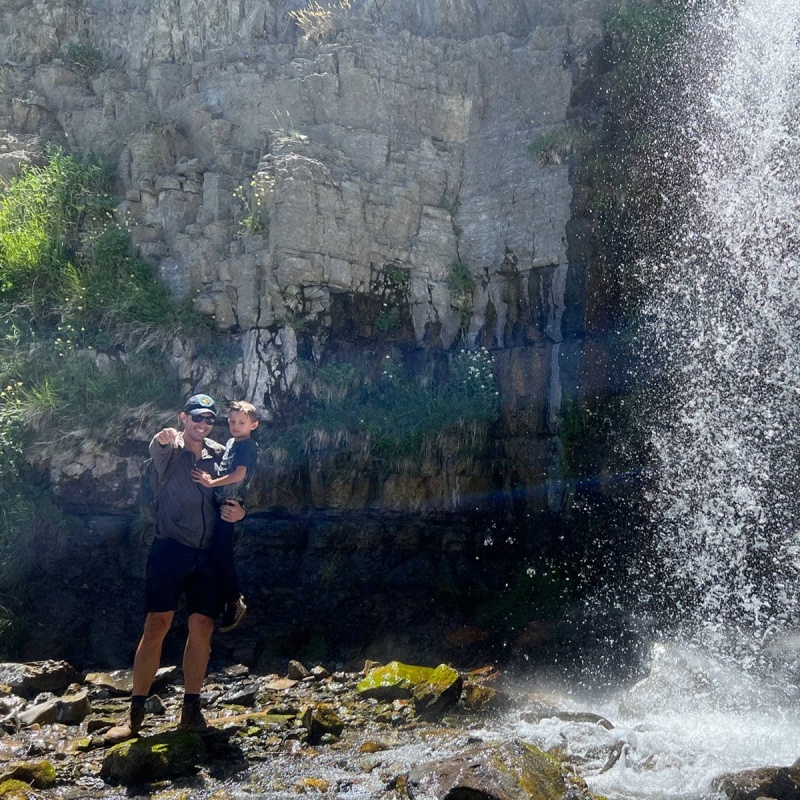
[181, 411, 216, 442]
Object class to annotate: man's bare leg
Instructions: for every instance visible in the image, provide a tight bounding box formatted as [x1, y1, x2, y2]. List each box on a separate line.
[183, 613, 214, 694]
[104, 611, 173, 743]
[132, 611, 174, 696]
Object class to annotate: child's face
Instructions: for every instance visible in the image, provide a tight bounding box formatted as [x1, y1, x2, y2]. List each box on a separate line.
[228, 410, 259, 440]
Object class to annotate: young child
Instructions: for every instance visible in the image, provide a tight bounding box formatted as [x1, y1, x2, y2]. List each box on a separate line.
[191, 400, 259, 632]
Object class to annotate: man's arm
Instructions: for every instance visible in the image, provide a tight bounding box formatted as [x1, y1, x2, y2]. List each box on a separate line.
[149, 428, 181, 471]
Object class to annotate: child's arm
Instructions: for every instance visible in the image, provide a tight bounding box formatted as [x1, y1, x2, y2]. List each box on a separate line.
[191, 465, 248, 488]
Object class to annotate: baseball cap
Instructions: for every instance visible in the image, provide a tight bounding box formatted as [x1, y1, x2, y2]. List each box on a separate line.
[183, 394, 218, 416]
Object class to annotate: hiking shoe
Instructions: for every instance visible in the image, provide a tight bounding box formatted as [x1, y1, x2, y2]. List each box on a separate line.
[219, 596, 247, 633]
[104, 703, 145, 744]
[178, 698, 209, 732]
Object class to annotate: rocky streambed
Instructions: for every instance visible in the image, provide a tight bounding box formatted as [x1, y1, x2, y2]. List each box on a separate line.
[0, 657, 794, 800]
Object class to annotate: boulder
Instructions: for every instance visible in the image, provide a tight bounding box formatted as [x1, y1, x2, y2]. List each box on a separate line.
[300, 703, 344, 743]
[100, 730, 206, 785]
[0, 761, 56, 789]
[85, 666, 178, 696]
[715, 764, 800, 800]
[287, 660, 311, 680]
[0, 779, 34, 799]
[411, 665, 463, 718]
[17, 690, 91, 727]
[357, 661, 461, 715]
[0, 661, 81, 697]
[461, 682, 511, 714]
[405, 740, 575, 800]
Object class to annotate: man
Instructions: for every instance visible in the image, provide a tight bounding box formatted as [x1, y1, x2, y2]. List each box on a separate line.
[105, 394, 246, 743]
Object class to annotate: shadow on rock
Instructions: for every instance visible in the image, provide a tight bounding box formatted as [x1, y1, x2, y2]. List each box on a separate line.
[100, 728, 247, 786]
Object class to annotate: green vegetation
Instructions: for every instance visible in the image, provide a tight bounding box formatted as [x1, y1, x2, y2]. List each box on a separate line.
[474, 565, 574, 633]
[527, 123, 591, 166]
[65, 43, 104, 78]
[270, 349, 499, 473]
[233, 171, 273, 237]
[447, 261, 475, 329]
[375, 304, 401, 332]
[0, 147, 219, 656]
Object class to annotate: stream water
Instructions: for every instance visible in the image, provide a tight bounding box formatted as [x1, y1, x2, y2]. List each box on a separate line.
[516, 0, 800, 797]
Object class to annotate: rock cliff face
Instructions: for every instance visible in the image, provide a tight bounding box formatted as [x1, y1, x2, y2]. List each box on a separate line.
[0, 0, 623, 666]
[1, 0, 612, 514]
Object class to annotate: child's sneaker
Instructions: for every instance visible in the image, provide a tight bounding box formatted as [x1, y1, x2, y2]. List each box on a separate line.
[219, 596, 247, 632]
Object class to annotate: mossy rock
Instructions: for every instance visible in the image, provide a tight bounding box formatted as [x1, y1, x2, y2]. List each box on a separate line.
[302, 703, 344, 743]
[100, 731, 206, 786]
[461, 682, 511, 714]
[406, 740, 570, 800]
[0, 779, 34, 799]
[0, 760, 56, 789]
[411, 664, 462, 717]
[357, 661, 458, 702]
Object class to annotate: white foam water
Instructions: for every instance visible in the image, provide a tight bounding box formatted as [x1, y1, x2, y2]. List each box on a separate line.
[643, 0, 800, 659]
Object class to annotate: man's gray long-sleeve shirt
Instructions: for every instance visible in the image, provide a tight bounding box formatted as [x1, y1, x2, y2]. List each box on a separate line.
[149, 435, 225, 549]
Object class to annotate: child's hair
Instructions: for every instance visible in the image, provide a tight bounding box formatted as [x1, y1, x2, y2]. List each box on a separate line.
[229, 400, 258, 421]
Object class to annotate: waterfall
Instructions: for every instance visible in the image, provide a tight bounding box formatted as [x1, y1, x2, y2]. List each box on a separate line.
[499, 6, 800, 800]
[642, 0, 800, 669]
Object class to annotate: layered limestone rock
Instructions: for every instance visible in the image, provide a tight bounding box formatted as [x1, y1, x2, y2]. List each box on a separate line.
[0, 0, 613, 513]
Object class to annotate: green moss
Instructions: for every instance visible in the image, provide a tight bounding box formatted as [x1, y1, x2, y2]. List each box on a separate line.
[357, 661, 437, 698]
[504, 741, 565, 800]
[0, 779, 33, 799]
[101, 731, 206, 786]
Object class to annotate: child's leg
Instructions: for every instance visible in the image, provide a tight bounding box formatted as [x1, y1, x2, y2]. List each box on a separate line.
[210, 517, 240, 605]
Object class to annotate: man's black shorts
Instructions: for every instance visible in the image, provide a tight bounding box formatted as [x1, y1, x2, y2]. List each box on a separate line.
[146, 537, 219, 619]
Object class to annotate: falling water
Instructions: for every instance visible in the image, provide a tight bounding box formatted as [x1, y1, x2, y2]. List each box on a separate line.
[643, 0, 800, 667]
[510, 2, 800, 797]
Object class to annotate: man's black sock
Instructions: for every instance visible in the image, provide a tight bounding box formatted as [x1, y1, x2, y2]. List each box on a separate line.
[131, 695, 147, 707]
[184, 693, 200, 704]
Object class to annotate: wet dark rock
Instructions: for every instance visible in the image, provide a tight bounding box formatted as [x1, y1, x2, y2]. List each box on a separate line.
[221, 684, 258, 707]
[100, 730, 206, 785]
[0, 697, 25, 730]
[84, 666, 178, 696]
[715, 764, 800, 800]
[301, 703, 344, 743]
[412, 665, 463, 718]
[461, 682, 512, 713]
[144, 695, 166, 715]
[287, 660, 311, 680]
[224, 664, 250, 679]
[405, 740, 586, 800]
[552, 711, 614, 730]
[17, 690, 91, 727]
[0, 661, 81, 698]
